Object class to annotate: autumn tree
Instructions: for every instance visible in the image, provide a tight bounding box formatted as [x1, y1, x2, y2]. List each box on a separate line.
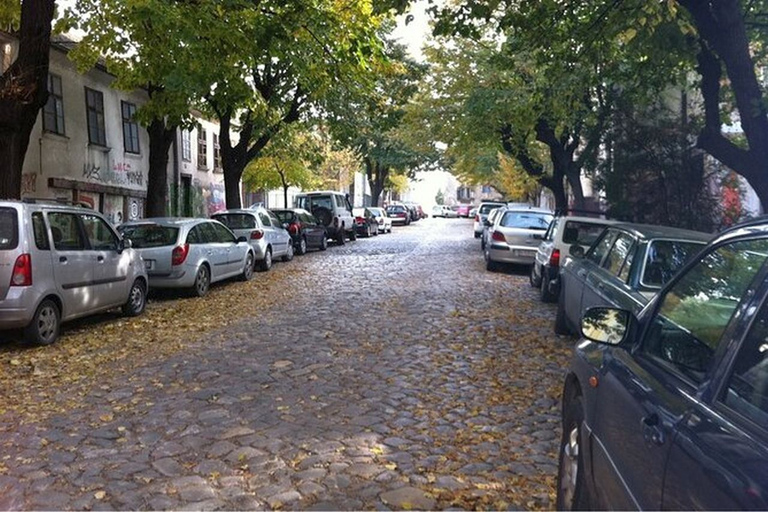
[0, 0, 56, 200]
[243, 126, 321, 207]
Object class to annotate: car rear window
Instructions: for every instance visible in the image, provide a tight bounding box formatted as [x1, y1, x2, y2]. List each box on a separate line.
[387, 206, 405, 213]
[563, 221, 610, 246]
[119, 224, 179, 248]
[642, 239, 706, 288]
[273, 211, 295, 223]
[500, 211, 553, 230]
[0, 207, 19, 250]
[479, 204, 503, 215]
[212, 214, 256, 229]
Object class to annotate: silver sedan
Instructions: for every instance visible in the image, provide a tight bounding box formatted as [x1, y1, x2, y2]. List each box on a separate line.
[118, 218, 255, 297]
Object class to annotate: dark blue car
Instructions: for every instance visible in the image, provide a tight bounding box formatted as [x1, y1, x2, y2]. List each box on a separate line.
[557, 218, 768, 510]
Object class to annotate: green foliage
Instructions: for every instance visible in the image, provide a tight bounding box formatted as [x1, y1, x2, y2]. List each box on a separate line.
[242, 126, 321, 192]
[435, 188, 444, 205]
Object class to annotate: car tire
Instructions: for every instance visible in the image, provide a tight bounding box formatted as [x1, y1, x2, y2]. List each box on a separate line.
[240, 252, 255, 281]
[259, 248, 273, 271]
[556, 393, 591, 511]
[282, 243, 294, 262]
[541, 273, 557, 303]
[349, 228, 357, 241]
[474, 232, 481, 239]
[192, 264, 211, 297]
[530, 263, 542, 288]
[319, 235, 328, 251]
[122, 279, 147, 316]
[481, 236, 486, 251]
[336, 229, 345, 245]
[297, 237, 307, 255]
[484, 248, 497, 272]
[24, 298, 60, 346]
[554, 287, 571, 335]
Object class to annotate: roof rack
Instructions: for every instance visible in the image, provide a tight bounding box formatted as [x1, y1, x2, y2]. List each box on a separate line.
[22, 197, 93, 208]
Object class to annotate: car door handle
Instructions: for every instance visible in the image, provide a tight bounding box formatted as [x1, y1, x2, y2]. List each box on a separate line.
[59, 256, 67, 263]
[577, 270, 587, 278]
[97, 255, 104, 262]
[641, 414, 665, 446]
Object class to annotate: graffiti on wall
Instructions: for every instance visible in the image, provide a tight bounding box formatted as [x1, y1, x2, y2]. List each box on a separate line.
[21, 173, 37, 195]
[169, 180, 226, 217]
[203, 182, 225, 216]
[82, 161, 145, 187]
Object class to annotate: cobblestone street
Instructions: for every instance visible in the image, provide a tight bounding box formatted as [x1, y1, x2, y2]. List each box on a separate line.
[0, 218, 573, 510]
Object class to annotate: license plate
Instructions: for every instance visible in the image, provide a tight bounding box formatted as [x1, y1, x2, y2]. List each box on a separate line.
[144, 260, 154, 270]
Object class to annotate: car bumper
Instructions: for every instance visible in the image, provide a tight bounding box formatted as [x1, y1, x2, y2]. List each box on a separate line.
[473, 222, 483, 234]
[391, 218, 407, 225]
[147, 269, 193, 289]
[488, 244, 538, 265]
[0, 287, 41, 329]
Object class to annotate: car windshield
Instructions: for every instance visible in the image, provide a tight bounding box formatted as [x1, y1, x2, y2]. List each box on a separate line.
[369, 208, 383, 215]
[119, 224, 179, 248]
[273, 211, 294, 223]
[0, 207, 18, 250]
[642, 239, 707, 287]
[479, 204, 503, 215]
[564, 220, 610, 246]
[297, 196, 333, 212]
[499, 211, 553, 230]
[212, 214, 256, 229]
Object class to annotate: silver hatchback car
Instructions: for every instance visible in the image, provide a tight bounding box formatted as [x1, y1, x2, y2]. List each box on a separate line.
[212, 208, 293, 271]
[0, 200, 148, 345]
[118, 218, 255, 296]
[484, 206, 554, 270]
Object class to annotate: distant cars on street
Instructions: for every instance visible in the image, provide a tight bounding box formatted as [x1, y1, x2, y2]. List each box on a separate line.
[454, 204, 471, 218]
[387, 204, 411, 225]
[353, 207, 379, 238]
[212, 207, 293, 271]
[473, 201, 506, 238]
[368, 207, 392, 234]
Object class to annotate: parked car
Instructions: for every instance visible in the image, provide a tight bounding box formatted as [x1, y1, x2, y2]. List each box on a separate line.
[473, 201, 506, 238]
[480, 206, 505, 251]
[387, 204, 411, 225]
[484, 206, 554, 270]
[454, 204, 471, 218]
[556, 218, 768, 511]
[294, 191, 356, 245]
[0, 200, 147, 345]
[212, 207, 293, 271]
[403, 203, 420, 222]
[530, 215, 617, 302]
[118, 218, 255, 297]
[555, 223, 710, 336]
[352, 207, 379, 237]
[367, 207, 392, 234]
[271, 208, 328, 254]
[432, 205, 456, 218]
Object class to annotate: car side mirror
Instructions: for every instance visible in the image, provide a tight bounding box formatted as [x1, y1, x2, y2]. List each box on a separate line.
[581, 307, 631, 345]
[569, 244, 585, 258]
[118, 238, 131, 253]
[484, 219, 492, 227]
[237, 236, 248, 243]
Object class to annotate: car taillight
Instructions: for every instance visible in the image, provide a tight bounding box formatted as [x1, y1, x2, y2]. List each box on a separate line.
[250, 230, 264, 240]
[10, 253, 32, 286]
[491, 231, 505, 242]
[355, 216, 364, 224]
[172, 244, 189, 266]
[288, 223, 299, 235]
[549, 248, 561, 268]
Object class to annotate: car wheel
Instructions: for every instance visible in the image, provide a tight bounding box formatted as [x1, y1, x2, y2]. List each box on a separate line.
[240, 252, 255, 281]
[530, 264, 542, 288]
[554, 286, 572, 335]
[474, 232, 481, 239]
[556, 394, 591, 511]
[192, 264, 211, 297]
[122, 279, 147, 316]
[349, 228, 357, 241]
[24, 299, 60, 345]
[481, 236, 486, 251]
[336, 229, 345, 245]
[319, 235, 328, 251]
[282, 243, 294, 262]
[541, 273, 557, 303]
[259, 248, 273, 271]
[297, 237, 307, 255]
[485, 248, 497, 272]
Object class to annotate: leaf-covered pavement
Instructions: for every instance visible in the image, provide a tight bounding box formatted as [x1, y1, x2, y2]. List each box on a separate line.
[0, 219, 574, 510]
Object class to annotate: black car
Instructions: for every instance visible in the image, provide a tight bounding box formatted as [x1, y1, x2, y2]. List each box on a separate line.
[352, 207, 379, 237]
[271, 208, 327, 254]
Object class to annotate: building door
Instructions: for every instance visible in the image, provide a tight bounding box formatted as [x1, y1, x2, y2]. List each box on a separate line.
[181, 176, 192, 217]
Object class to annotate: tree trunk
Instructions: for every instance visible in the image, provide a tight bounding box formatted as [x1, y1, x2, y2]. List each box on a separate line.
[681, 0, 768, 209]
[0, 0, 55, 199]
[365, 157, 388, 207]
[146, 118, 176, 217]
